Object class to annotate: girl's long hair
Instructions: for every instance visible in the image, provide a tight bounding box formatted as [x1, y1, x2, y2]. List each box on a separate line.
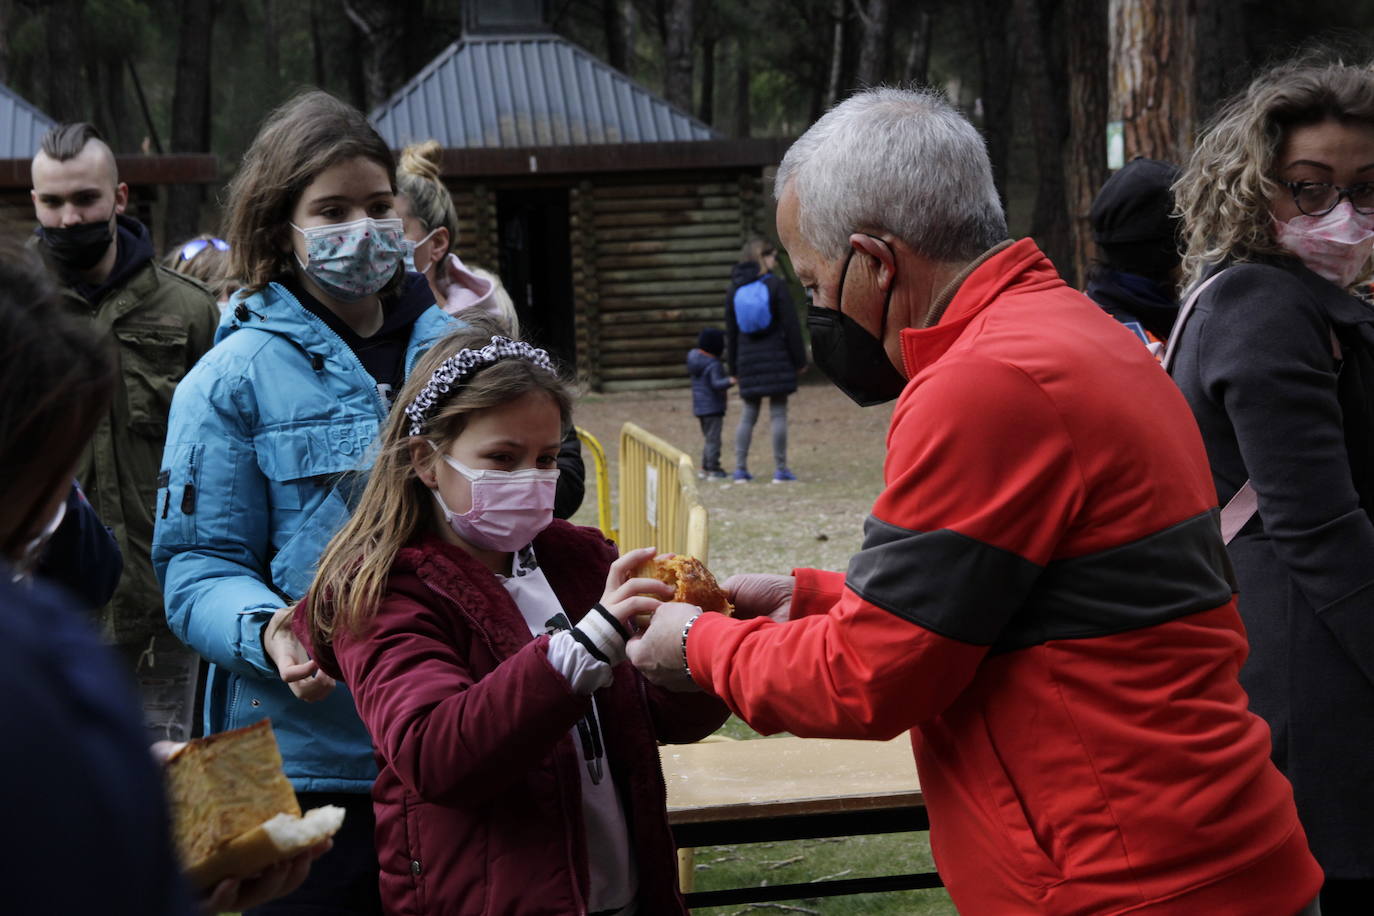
[0, 236, 114, 558]
[303, 316, 572, 646]
[223, 89, 401, 296]
[1176, 55, 1374, 290]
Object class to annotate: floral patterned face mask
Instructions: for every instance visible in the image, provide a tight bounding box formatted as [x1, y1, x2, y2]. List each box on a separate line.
[291, 216, 405, 302]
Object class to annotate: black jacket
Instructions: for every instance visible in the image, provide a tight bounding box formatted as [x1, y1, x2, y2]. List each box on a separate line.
[0, 570, 195, 914]
[1169, 257, 1374, 878]
[724, 263, 806, 399]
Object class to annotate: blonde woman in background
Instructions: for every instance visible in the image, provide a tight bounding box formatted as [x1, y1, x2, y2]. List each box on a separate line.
[395, 139, 499, 320]
[397, 139, 586, 518]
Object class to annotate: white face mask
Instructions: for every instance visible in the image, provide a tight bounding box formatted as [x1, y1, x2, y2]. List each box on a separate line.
[431, 450, 559, 552]
[1273, 203, 1374, 288]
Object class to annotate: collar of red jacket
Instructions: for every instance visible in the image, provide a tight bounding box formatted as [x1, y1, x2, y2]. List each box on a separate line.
[899, 238, 1064, 377]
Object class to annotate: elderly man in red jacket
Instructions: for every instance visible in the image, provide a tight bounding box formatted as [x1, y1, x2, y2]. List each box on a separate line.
[629, 87, 1323, 916]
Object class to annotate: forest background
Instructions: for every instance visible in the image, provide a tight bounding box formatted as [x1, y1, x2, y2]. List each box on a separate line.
[5, 0, 1374, 287]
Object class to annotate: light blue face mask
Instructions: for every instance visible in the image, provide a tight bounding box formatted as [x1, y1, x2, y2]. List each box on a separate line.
[291, 216, 404, 301]
[402, 229, 438, 274]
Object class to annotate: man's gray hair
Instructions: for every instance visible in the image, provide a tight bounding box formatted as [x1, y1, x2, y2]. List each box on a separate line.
[774, 87, 1007, 262]
[40, 122, 106, 162]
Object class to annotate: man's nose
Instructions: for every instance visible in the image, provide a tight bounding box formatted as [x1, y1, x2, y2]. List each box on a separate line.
[60, 206, 85, 227]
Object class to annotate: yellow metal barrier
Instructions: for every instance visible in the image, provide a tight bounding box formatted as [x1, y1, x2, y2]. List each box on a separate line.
[617, 422, 709, 562]
[573, 426, 616, 543]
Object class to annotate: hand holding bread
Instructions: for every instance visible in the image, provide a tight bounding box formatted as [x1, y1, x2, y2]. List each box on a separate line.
[163, 720, 345, 893]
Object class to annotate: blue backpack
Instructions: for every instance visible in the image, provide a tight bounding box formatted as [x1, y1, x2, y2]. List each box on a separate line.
[733, 274, 773, 333]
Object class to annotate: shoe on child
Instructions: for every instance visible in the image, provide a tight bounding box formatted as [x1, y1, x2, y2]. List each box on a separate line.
[732, 469, 753, 483]
[772, 468, 798, 483]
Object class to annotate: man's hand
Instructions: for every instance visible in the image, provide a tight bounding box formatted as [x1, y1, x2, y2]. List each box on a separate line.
[627, 601, 704, 692]
[723, 574, 794, 624]
[201, 840, 332, 913]
[264, 605, 336, 702]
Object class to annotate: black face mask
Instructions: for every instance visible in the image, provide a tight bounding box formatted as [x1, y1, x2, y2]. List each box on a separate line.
[807, 244, 909, 407]
[36, 216, 114, 272]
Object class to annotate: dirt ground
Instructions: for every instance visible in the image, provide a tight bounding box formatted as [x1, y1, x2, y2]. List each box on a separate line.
[566, 374, 893, 582]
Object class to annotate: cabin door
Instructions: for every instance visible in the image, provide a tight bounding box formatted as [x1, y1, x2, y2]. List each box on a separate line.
[496, 188, 575, 371]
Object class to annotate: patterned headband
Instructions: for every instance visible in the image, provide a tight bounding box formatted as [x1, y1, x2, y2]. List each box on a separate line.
[405, 335, 555, 436]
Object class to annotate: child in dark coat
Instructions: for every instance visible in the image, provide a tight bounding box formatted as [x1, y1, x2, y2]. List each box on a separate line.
[687, 327, 733, 479]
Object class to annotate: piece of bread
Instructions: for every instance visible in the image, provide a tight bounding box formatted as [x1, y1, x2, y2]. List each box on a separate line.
[182, 805, 345, 890]
[164, 720, 344, 889]
[649, 555, 734, 616]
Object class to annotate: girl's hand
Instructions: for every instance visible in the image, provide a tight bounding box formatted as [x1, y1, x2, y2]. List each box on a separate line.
[600, 546, 674, 628]
[264, 605, 337, 703]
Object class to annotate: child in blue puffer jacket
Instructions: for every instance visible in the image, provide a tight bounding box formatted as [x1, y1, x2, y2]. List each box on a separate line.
[152, 89, 455, 915]
[687, 327, 734, 479]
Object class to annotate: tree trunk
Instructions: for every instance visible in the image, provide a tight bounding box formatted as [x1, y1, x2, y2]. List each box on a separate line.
[344, 0, 421, 109]
[734, 37, 751, 139]
[166, 0, 216, 246]
[603, 0, 630, 73]
[1064, 0, 1108, 287]
[975, 0, 1016, 209]
[853, 0, 891, 89]
[309, 0, 327, 87]
[1109, 0, 1195, 163]
[901, 9, 933, 86]
[0, 0, 14, 85]
[663, 0, 695, 113]
[1192, 0, 1243, 123]
[825, 0, 846, 106]
[1012, 0, 1073, 280]
[44, 0, 84, 121]
[263, 0, 279, 83]
[699, 33, 716, 125]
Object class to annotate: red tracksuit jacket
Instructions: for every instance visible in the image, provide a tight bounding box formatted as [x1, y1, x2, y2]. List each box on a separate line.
[687, 240, 1323, 915]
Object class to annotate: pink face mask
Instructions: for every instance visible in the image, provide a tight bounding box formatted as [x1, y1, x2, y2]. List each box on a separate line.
[431, 450, 558, 552]
[1273, 203, 1374, 288]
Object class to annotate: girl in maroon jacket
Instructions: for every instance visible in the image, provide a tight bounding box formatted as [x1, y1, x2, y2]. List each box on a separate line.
[295, 320, 727, 915]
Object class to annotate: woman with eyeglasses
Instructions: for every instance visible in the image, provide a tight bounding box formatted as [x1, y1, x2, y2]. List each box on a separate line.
[1169, 57, 1374, 914]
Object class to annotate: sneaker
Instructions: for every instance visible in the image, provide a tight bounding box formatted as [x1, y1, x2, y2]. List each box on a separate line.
[772, 468, 798, 483]
[732, 469, 753, 483]
[706, 469, 729, 480]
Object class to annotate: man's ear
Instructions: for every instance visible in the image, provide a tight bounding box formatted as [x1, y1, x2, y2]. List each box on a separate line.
[848, 233, 897, 292]
[409, 437, 438, 488]
[113, 182, 129, 215]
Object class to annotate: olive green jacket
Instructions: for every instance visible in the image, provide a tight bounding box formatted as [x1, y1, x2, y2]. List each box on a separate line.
[59, 258, 219, 646]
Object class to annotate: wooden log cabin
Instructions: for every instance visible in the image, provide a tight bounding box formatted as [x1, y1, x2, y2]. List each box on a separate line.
[370, 7, 788, 391]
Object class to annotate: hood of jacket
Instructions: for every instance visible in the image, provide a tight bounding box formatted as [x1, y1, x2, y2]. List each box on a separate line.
[1085, 268, 1179, 340]
[730, 261, 763, 287]
[686, 347, 719, 378]
[437, 252, 498, 319]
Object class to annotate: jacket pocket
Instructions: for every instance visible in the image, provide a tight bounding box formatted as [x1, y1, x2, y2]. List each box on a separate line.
[401, 795, 427, 914]
[156, 442, 203, 547]
[115, 322, 188, 439]
[978, 718, 1065, 887]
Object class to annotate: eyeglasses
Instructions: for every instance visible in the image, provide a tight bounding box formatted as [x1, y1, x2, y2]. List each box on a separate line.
[179, 237, 229, 262]
[1283, 181, 1374, 217]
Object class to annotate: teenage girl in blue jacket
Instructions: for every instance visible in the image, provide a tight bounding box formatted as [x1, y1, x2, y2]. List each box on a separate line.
[153, 90, 454, 914]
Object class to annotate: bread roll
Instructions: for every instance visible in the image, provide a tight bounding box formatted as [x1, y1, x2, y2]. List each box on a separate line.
[649, 555, 734, 616]
[164, 720, 344, 889]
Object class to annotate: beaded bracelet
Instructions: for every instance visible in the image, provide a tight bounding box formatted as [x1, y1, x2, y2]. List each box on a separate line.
[681, 612, 703, 682]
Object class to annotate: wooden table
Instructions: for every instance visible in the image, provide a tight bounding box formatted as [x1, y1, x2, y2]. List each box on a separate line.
[661, 735, 941, 908]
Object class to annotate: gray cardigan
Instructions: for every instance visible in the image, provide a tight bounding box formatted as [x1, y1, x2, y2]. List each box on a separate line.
[1169, 257, 1374, 878]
